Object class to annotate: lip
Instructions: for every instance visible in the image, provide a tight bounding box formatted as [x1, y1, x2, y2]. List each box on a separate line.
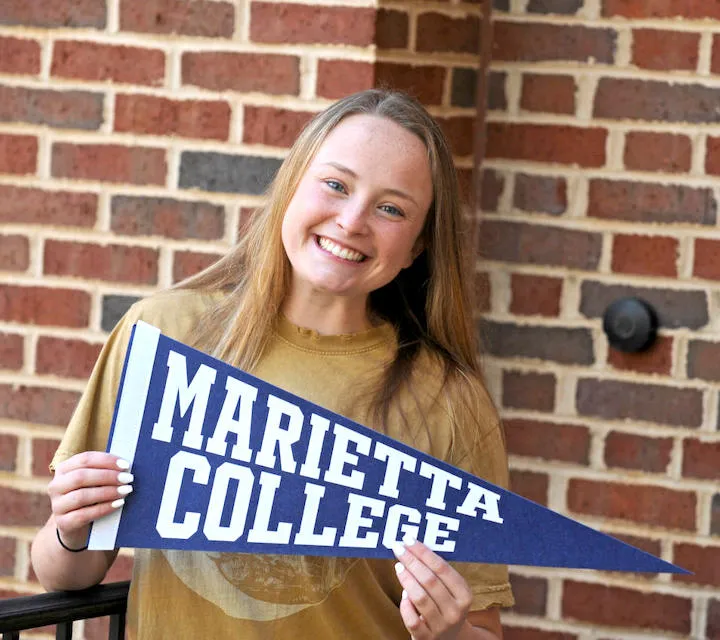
[314, 235, 368, 262]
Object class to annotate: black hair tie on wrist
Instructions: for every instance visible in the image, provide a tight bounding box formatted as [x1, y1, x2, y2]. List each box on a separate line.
[56, 527, 88, 553]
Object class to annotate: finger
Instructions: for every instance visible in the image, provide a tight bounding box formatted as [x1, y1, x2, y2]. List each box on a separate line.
[53, 484, 133, 517]
[55, 498, 126, 534]
[393, 538, 454, 608]
[402, 538, 471, 604]
[49, 468, 134, 499]
[399, 590, 428, 640]
[54, 452, 130, 476]
[395, 559, 443, 625]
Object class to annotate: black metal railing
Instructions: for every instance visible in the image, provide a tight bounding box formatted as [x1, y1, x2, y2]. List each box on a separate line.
[0, 581, 129, 640]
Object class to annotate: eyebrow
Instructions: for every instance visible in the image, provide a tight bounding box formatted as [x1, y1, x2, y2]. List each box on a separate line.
[320, 161, 420, 208]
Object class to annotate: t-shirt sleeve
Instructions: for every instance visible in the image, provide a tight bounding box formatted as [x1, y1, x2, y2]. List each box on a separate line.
[447, 383, 515, 611]
[50, 305, 143, 471]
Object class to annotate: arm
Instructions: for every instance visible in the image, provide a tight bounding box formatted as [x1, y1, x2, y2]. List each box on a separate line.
[31, 452, 131, 591]
[394, 537, 503, 640]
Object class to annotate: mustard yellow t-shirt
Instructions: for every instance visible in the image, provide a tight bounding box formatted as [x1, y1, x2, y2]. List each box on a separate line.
[52, 289, 514, 640]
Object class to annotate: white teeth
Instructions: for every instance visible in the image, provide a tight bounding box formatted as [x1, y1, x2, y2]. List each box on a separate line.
[317, 236, 365, 262]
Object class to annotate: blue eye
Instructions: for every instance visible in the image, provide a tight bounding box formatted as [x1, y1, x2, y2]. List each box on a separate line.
[380, 204, 404, 218]
[325, 180, 346, 193]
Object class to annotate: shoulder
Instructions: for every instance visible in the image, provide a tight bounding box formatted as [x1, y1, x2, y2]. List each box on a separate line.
[122, 289, 222, 342]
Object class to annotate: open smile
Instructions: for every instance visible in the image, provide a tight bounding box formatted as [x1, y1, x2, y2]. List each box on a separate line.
[316, 236, 367, 263]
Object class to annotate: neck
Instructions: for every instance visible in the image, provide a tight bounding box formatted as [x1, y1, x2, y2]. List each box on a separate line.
[281, 291, 373, 336]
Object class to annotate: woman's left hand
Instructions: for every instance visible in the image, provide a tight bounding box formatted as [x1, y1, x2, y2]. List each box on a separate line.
[393, 535, 473, 640]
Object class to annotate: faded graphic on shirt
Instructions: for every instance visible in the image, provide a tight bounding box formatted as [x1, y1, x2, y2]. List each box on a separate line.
[163, 550, 357, 620]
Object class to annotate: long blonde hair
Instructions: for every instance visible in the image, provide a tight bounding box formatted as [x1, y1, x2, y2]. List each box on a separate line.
[180, 89, 488, 448]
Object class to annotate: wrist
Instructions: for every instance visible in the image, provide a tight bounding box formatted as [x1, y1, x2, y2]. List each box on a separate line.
[56, 527, 89, 552]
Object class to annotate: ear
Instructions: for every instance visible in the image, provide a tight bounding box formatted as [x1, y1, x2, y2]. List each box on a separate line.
[402, 237, 425, 269]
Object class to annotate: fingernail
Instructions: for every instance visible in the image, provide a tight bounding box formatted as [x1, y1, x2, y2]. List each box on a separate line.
[116, 459, 130, 470]
[118, 472, 134, 484]
[111, 498, 125, 509]
[402, 533, 416, 547]
[392, 543, 406, 558]
[394, 562, 405, 575]
[401, 590, 408, 600]
[117, 485, 133, 496]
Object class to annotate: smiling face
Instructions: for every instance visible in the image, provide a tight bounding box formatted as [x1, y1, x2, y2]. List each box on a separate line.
[280, 114, 434, 326]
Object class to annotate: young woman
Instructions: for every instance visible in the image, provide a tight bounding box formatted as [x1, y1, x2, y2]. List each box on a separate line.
[31, 90, 514, 639]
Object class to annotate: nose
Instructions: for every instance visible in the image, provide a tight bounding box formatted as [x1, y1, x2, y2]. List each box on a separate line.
[336, 198, 370, 234]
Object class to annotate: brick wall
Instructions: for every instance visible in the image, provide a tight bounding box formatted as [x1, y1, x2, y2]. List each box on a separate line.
[0, 0, 485, 637]
[481, 1, 720, 639]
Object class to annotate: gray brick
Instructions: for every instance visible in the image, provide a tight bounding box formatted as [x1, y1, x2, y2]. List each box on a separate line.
[179, 152, 282, 195]
[493, 0, 510, 10]
[451, 68, 477, 108]
[527, 0, 583, 14]
[580, 282, 709, 330]
[488, 71, 507, 111]
[102, 295, 140, 332]
[483, 321, 594, 365]
[0, 86, 104, 131]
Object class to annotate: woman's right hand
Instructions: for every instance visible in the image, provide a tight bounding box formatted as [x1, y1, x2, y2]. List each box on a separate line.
[49, 451, 133, 548]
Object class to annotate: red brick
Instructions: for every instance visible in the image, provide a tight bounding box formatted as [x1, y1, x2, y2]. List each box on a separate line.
[436, 116, 474, 157]
[0, 133, 37, 175]
[705, 136, 720, 176]
[713, 35, 720, 75]
[0, 434, 17, 471]
[687, 339, 720, 381]
[36, 337, 102, 379]
[0, 536, 14, 575]
[44, 240, 159, 285]
[604, 432, 672, 473]
[506, 418, 589, 464]
[508, 574, 547, 616]
[492, 21, 615, 63]
[513, 174, 567, 215]
[0, 333, 23, 370]
[0, 234, 30, 272]
[416, 12, 479, 54]
[0, 186, 97, 227]
[111, 196, 225, 240]
[251, 3, 374, 47]
[474, 272, 490, 313]
[0, 85, 104, 131]
[673, 544, 720, 586]
[480, 220, 602, 270]
[243, 106, 314, 148]
[172, 250, 223, 284]
[682, 438, 720, 481]
[563, 580, 690, 633]
[52, 41, 164, 86]
[611, 234, 678, 277]
[509, 470, 548, 506]
[375, 63, 446, 105]
[510, 274, 562, 317]
[520, 74, 575, 114]
[0, 384, 80, 427]
[624, 131, 691, 173]
[503, 629, 576, 640]
[316, 60, 374, 100]
[587, 180, 716, 225]
[502, 370, 555, 412]
[632, 29, 699, 71]
[0, 286, 90, 328]
[480, 169, 504, 212]
[0, 487, 50, 526]
[104, 553, 134, 583]
[577, 378, 703, 428]
[603, 0, 720, 19]
[595, 78, 720, 124]
[52, 143, 166, 186]
[32, 438, 61, 477]
[0, 0, 106, 28]
[120, 0, 234, 37]
[182, 51, 299, 95]
[0, 36, 41, 75]
[568, 479, 696, 531]
[709, 598, 720, 639]
[376, 9, 409, 50]
[608, 335, 673, 375]
[486, 123, 606, 167]
[694, 238, 720, 280]
[115, 94, 230, 141]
